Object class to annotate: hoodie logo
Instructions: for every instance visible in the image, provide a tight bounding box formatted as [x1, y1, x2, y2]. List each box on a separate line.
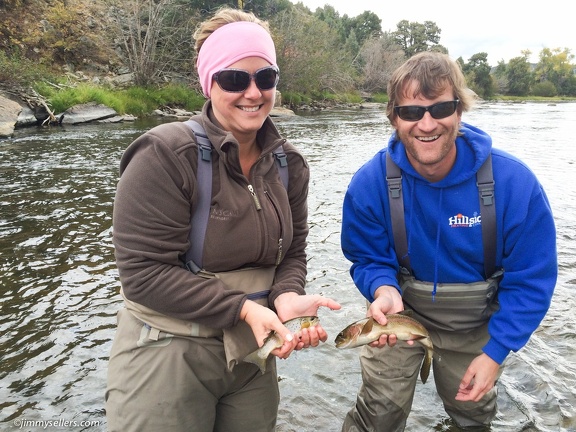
[449, 212, 481, 228]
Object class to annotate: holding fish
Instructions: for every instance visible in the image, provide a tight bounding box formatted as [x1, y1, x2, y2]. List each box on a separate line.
[335, 314, 433, 384]
[244, 316, 320, 374]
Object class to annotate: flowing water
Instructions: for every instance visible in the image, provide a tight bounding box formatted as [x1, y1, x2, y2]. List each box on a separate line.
[1, 102, 575, 431]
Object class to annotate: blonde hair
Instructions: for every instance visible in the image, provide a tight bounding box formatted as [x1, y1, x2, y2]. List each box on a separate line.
[193, 7, 271, 55]
[386, 51, 475, 123]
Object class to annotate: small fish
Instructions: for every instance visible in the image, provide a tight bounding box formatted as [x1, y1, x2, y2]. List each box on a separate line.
[243, 316, 320, 374]
[334, 314, 434, 384]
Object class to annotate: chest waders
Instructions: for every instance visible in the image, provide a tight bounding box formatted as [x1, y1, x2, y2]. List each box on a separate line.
[121, 120, 290, 371]
[385, 152, 502, 332]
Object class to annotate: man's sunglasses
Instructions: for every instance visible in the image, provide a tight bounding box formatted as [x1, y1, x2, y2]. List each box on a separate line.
[213, 66, 279, 93]
[394, 100, 459, 121]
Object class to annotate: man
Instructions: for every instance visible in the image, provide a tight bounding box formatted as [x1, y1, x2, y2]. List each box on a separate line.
[340, 51, 557, 431]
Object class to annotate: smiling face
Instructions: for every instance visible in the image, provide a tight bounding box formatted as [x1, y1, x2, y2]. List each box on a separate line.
[392, 80, 462, 182]
[209, 56, 276, 142]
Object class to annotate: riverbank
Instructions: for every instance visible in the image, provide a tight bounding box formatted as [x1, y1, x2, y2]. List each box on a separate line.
[1, 82, 574, 139]
[0, 82, 369, 138]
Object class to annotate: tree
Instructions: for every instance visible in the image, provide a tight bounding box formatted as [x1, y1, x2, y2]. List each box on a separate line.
[315, 7, 381, 58]
[392, 20, 446, 58]
[491, 60, 509, 94]
[357, 33, 404, 93]
[462, 52, 494, 99]
[240, 0, 293, 20]
[506, 53, 533, 96]
[533, 47, 575, 95]
[271, 6, 355, 95]
[110, 0, 196, 86]
[349, 11, 382, 48]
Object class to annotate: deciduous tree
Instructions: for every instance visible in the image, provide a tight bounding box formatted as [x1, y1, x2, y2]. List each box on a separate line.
[506, 52, 533, 96]
[357, 33, 404, 93]
[392, 20, 446, 58]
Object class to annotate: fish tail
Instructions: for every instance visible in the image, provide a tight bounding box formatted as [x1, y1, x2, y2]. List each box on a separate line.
[420, 349, 432, 384]
[243, 351, 267, 374]
[417, 339, 434, 384]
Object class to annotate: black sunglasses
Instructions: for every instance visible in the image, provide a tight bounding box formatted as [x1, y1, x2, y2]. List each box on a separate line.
[213, 66, 279, 93]
[394, 100, 459, 121]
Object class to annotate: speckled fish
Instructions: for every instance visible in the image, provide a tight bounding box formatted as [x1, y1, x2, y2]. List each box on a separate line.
[334, 314, 434, 384]
[243, 316, 320, 374]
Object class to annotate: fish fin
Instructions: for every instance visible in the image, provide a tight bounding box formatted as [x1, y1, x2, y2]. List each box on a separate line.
[420, 351, 431, 384]
[243, 350, 267, 374]
[417, 338, 434, 384]
[398, 309, 414, 317]
[361, 318, 374, 335]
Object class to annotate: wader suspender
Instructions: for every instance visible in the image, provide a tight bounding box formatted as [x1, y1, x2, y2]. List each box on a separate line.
[182, 120, 289, 273]
[386, 152, 496, 279]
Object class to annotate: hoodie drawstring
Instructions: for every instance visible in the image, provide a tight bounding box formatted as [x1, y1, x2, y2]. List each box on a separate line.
[405, 177, 416, 264]
[432, 188, 444, 301]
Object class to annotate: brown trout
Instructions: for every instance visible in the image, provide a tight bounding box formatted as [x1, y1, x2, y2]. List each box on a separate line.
[334, 314, 434, 384]
[243, 316, 320, 374]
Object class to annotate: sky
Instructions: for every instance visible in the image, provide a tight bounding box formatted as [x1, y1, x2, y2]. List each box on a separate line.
[290, 0, 575, 66]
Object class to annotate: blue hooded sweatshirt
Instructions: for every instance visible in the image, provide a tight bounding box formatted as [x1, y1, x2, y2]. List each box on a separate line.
[341, 123, 557, 364]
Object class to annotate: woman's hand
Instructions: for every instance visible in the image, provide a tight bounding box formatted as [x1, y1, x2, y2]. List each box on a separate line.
[240, 299, 297, 358]
[274, 292, 341, 352]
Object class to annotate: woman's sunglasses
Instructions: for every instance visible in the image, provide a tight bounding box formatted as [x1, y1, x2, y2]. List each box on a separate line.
[394, 100, 459, 121]
[213, 66, 279, 93]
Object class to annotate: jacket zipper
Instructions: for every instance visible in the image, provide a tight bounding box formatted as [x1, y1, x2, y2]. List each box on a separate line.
[247, 184, 262, 210]
[276, 238, 283, 265]
[264, 190, 284, 265]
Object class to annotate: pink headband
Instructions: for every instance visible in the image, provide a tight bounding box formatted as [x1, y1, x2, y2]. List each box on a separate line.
[197, 21, 277, 98]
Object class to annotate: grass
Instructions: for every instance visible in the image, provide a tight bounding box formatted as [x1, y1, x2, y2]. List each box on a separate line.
[33, 82, 206, 116]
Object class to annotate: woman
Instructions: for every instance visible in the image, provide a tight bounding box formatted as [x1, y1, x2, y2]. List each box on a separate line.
[105, 7, 340, 432]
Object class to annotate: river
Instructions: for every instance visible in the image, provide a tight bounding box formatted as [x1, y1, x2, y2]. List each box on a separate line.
[1, 102, 575, 431]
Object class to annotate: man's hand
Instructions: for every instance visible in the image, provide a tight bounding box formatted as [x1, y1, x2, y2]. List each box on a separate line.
[367, 285, 406, 348]
[455, 353, 500, 402]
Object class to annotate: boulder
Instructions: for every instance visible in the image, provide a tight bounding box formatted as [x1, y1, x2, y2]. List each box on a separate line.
[0, 95, 23, 138]
[16, 106, 39, 127]
[60, 102, 118, 125]
[270, 106, 296, 117]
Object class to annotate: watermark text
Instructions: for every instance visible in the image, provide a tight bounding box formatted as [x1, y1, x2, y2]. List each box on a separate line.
[13, 418, 101, 429]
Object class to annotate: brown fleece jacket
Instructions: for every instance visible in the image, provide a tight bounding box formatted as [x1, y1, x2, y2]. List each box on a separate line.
[112, 101, 309, 330]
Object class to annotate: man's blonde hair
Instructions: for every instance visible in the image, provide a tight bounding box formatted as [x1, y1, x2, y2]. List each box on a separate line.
[386, 51, 475, 123]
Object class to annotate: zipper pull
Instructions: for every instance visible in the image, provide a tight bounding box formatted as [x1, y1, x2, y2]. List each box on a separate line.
[247, 184, 262, 210]
[276, 238, 283, 265]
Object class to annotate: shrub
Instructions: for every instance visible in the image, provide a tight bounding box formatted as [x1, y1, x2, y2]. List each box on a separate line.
[532, 81, 558, 97]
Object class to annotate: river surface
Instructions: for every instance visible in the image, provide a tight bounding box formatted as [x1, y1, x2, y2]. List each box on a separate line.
[1, 102, 575, 431]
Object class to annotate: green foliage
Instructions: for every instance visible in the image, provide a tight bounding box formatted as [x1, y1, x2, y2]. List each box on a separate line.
[272, 7, 356, 95]
[371, 93, 388, 103]
[3, 0, 576, 105]
[392, 20, 444, 58]
[0, 51, 58, 87]
[505, 55, 533, 96]
[533, 47, 575, 96]
[40, 83, 124, 114]
[532, 81, 558, 97]
[33, 82, 205, 115]
[125, 84, 205, 112]
[281, 90, 362, 107]
[281, 91, 312, 107]
[314, 91, 363, 103]
[462, 53, 494, 99]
